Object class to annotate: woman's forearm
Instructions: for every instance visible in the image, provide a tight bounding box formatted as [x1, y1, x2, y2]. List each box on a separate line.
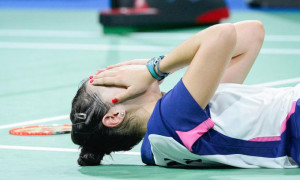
[181, 24, 237, 108]
[159, 20, 264, 79]
[158, 25, 217, 74]
[158, 31, 203, 74]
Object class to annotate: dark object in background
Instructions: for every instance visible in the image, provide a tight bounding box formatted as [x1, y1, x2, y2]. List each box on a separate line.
[100, 0, 230, 27]
[111, 0, 135, 8]
[248, 0, 300, 8]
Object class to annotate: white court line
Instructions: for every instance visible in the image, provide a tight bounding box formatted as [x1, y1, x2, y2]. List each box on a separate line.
[0, 42, 167, 52]
[1, 29, 300, 42]
[0, 29, 100, 38]
[266, 35, 300, 42]
[1, 42, 300, 55]
[0, 145, 140, 155]
[0, 145, 78, 152]
[131, 33, 300, 42]
[0, 115, 69, 130]
[252, 77, 300, 87]
[260, 48, 300, 55]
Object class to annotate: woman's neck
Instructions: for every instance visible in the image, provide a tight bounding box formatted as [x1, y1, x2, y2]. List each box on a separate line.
[138, 100, 159, 134]
[138, 89, 164, 134]
[126, 85, 163, 134]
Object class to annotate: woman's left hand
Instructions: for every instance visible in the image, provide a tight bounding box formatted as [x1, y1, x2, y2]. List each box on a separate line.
[95, 59, 149, 75]
[91, 65, 157, 103]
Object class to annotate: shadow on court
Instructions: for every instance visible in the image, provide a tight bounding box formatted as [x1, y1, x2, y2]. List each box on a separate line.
[78, 165, 300, 179]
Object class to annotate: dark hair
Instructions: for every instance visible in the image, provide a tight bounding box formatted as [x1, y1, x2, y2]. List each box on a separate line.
[70, 80, 144, 166]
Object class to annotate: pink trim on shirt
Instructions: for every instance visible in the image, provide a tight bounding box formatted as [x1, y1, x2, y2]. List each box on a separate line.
[250, 136, 281, 142]
[176, 119, 214, 151]
[281, 101, 296, 134]
[250, 101, 297, 142]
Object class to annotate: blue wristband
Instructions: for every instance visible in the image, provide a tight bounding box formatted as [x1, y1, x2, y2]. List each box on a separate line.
[155, 55, 169, 78]
[146, 58, 163, 81]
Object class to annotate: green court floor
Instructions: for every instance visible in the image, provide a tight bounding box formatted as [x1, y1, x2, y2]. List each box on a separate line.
[1, 9, 300, 180]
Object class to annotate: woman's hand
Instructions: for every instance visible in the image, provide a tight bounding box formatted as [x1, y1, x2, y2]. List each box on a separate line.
[95, 59, 149, 75]
[91, 65, 156, 103]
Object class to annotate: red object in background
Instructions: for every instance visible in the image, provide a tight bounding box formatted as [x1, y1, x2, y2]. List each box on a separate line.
[135, 0, 149, 8]
[100, 0, 230, 27]
[195, 7, 230, 24]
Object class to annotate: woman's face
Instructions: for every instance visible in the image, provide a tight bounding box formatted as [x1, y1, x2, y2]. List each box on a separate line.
[86, 80, 161, 106]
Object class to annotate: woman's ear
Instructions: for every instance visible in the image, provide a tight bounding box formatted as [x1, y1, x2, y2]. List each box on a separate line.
[102, 107, 126, 128]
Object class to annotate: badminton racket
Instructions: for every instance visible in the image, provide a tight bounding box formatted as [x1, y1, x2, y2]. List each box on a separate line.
[9, 124, 72, 136]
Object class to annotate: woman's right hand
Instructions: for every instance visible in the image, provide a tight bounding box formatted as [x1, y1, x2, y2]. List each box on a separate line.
[91, 65, 157, 103]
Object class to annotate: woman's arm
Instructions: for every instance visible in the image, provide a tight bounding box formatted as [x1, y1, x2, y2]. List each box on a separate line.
[92, 21, 264, 106]
[99, 20, 264, 84]
[221, 20, 265, 84]
[158, 23, 237, 108]
[157, 21, 264, 107]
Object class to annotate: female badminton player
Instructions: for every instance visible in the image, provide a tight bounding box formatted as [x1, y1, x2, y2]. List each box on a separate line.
[70, 20, 300, 168]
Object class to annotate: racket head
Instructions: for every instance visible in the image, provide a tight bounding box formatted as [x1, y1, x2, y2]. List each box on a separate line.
[9, 124, 72, 136]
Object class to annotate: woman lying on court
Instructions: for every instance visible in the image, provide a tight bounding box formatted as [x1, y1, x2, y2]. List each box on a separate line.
[70, 20, 300, 168]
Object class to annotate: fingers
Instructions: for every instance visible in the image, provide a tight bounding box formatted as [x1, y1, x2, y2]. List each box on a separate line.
[91, 68, 126, 87]
[106, 64, 124, 70]
[106, 59, 148, 70]
[95, 68, 106, 75]
[91, 76, 123, 86]
[106, 62, 131, 70]
[98, 59, 149, 74]
[94, 70, 118, 79]
[91, 69, 129, 87]
[95, 66, 122, 76]
[112, 87, 136, 103]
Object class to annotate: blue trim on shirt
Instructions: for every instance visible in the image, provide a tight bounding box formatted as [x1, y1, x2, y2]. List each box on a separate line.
[141, 79, 211, 164]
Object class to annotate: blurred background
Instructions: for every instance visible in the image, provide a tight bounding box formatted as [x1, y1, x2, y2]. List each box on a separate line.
[1, 1, 300, 180]
[0, 0, 299, 10]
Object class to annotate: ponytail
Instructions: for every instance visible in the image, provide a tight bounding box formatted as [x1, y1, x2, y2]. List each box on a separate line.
[78, 147, 105, 166]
